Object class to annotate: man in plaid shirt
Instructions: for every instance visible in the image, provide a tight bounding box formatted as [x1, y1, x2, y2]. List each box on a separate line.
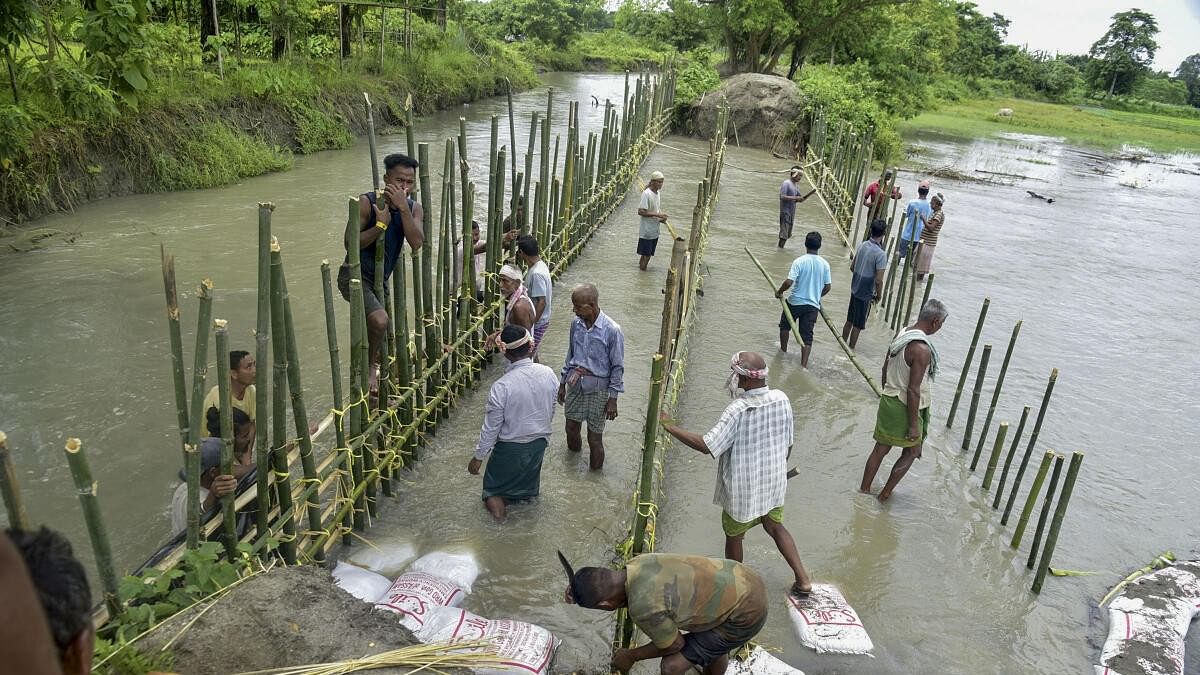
[661, 351, 813, 598]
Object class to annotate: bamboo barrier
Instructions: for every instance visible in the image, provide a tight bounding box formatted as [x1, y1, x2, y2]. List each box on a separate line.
[185, 279, 214, 550]
[992, 405, 1030, 510]
[0, 431, 29, 529]
[254, 204, 273, 546]
[1032, 451, 1083, 593]
[1001, 369, 1058, 525]
[1025, 453, 1064, 569]
[961, 344, 992, 452]
[969, 320, 1022, 471]
[980, 422, 1009, 491]
[213, 320, 240, 559]
[268, 242, 299, 564]
[946, 297, 989, 427]
[160, 246, 190, 463]
[798, 111, 874, 246]
[1011, 450, 1054, 549]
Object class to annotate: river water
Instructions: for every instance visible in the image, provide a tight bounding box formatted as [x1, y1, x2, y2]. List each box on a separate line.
[2, 74, 1199, 673]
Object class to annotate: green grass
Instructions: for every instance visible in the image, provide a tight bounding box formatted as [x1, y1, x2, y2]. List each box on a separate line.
[899, 97, 1200, 154]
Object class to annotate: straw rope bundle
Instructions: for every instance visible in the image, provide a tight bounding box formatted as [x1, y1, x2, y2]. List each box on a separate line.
[234, 641, 504, 675]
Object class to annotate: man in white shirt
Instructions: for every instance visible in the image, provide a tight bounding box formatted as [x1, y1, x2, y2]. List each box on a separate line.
[636, 171, 668, 271]
[517, 234, 553, 359]
[659, 351, 813, 598]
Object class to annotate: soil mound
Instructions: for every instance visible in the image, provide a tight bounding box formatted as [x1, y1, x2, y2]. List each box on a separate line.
[687, 74, 805, 154]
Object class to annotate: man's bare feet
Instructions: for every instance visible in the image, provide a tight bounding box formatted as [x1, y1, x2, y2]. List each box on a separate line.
[877, 490, 893, 502]
[789, 581, 812, 598]
[858, 487, 872, 495]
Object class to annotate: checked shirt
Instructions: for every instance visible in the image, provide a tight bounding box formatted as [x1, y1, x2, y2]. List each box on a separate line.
[702, 387, 793, 523]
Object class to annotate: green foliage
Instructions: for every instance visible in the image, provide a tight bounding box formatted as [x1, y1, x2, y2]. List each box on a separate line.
[945, 1, 1010, 78]
[92, 635, 174, 675]
[674, 52, 719, 105]
[1087, 8, 1159, 96]
[1133, 76, 1188, 106]
[148, 120, 292, 191]
[614, 0, 712, 52]
[795, 63, 900, 161]
[513, 30, 671, 72]
[287, 102, 352, 153]
[78, 0, 155, 102]
[462, 0, 605, 48]
[0, 104, 34, 163]
[1173, 54, 1200, 107]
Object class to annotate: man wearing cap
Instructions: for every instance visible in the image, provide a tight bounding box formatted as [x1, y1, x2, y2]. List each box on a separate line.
[637, 171, 668, 271]
[915, 193, 944, 281]
[774, 231, 832, 367]
[467, 324, 559, 521]
[659, 351, 813, 598]
[900, 181, 932, 260]
[777, 166, 812, 248]
[170, 408, 256, 533]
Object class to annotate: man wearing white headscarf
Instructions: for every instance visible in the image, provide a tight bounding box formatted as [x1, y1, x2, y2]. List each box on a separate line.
[777, 165, 813, 248]
[498, 264, 535, 331]
[659, 351, 814, 598]
[637, 171, 668, 271]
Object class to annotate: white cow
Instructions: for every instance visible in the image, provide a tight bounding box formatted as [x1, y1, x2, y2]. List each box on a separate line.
[997, 107, 1014, 117]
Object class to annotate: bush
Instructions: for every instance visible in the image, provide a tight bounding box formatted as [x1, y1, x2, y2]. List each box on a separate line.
[1133, 77, 1189, 106]
[674, 51, 719, 105]
[795, 63, 900, 161]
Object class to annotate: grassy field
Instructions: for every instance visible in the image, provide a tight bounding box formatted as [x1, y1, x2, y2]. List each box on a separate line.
[899, 98, 1200, 155]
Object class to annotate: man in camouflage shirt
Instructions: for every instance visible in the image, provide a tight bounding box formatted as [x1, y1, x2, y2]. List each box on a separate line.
[564, 552, 767, 675]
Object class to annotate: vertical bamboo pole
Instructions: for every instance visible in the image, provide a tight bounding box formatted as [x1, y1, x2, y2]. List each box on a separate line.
[418, 143, 439, 415]
[185, 279, 213, 550]
[629, 354, 665, 556]
[1033, 451, 1083, 593]
[961, 344, 991, 453]
[970, 321, 1022, 470]
[1011, 450, 1054, 549]
[213, 320, 239, 559]
[373, 231, 392, 497]
[980, 422, 1009, 491]
[345, 199, 368, 530]
[0, 432, 29, 529]
[63, 438, 120, 618]
[506, 78, 517, 194]
[992, 406, 1030, 510]
[901, 242, 922, 327]
[254, 205, 272, 547]
[1001, 369, 1058, 525]
[392, 250, 415, 460]
[1025, 453, 1064, 568]
[320, 261, 353, 546]
[524, 112, 538, 232]
[160, 246, 190, 461]
[946, 297, 989, 427]
[918, 272, 935, 318]
[268, 242, 298, 564]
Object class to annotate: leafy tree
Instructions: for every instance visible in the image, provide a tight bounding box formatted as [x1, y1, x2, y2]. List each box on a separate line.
[945, 1, 1009, 78]
[1175, 53, 1200, 107]
[0, 0, 36, 102]
[1088, 8, 1159, 97]
[1133, 73, 1187, 105]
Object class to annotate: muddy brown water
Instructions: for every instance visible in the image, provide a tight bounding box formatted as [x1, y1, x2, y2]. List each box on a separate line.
[2, 76, 1199, 673]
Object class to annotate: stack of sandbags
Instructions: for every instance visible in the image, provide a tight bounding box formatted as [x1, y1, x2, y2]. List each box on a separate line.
[1096, 560, 1200, 675]
[786, 584, 874, 656]
[375, 551, 480, 635]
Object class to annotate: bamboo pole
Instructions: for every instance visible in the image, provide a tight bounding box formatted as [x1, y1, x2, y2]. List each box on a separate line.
[417, 143, 440, 417]
[213, 320, 239, 560]
[1025, 453, 1064, 568]
[0, 431, 29, 529]
[630, 354, 665, 556]
[980, 422, 1008, 491]
[1033, 451, 1083, 593]
[970, 321, 1022, 470]
[268, 242, 299, 564]
[992, 405, 1030, 510]
[320, 261, 353, 546]
[185, 278, 213, 550]
[254, 204, 272, 548]
[160, 246, 190, 461]
[364, 93, 381, 190]
[1011, 450, 1054, 549]
[63, 438, 120, 618]
[1002, 369, 1058, 524]
[946, 297, 989, 427]
[961, 344, 991, 453]
[901, 242, 923, 327]
[918, 272, 935, 319]
[506, 78, 517, 195]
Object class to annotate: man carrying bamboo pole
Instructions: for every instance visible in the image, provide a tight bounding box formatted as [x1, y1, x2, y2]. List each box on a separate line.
[659, 352, 813, 598]
[859, 299, 947, 502]
[777, 166, 813, 249]
[517, 234, 553, 358]
[559, 283, 624, 470]
[636, 171, 668, 271]
[337, 152, 425, 395]
[774, 231, 831, 367]
[200, 350, 256, 436]
[467, 325, 559, 521]
[4, 527, 94, 675]
[842, 219, 888, 349]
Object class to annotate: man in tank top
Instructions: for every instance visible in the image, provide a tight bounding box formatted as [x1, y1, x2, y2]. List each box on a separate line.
[859, 299, 947, 501]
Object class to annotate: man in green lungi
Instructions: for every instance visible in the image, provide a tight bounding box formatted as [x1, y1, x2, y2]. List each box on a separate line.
[468, 324, 559, 521]
[859, 299, 947, 501]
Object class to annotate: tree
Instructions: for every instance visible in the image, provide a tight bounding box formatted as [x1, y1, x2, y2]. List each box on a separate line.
[945, 1, 1008, 78]
[1176, 53, 1200, 107]
[1088, 8, 1159, 98]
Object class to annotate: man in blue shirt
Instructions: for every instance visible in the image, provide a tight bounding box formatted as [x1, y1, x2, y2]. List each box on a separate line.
[900, 182, 931, 260]
[842, 219, 889, 349]
[774, 231, 831, 368]
[558, 283, 625, 470]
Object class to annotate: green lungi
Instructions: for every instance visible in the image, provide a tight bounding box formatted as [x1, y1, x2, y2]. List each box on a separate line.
[482, 438, 548, 502]
[872, 395, 930, 448]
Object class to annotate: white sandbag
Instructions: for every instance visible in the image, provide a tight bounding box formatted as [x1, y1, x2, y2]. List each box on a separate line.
[332, 561, 391, 604]
[345, 540, 418, 577]
[787, 584, 874, 655]
[416, 606, 560, 675]
[375, 571, 468, 634]
[1095, 561, 1200, 675]
[408, 550, 481, 592]
[727, 646, 804, 675]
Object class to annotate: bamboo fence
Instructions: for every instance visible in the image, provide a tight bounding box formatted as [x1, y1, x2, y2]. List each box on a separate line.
[799, 109, 874, 247]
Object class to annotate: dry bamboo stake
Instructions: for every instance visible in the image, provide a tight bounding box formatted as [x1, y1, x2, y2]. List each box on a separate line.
[254, 204, 273, 547]
[961, 344, 992, 453]
[992, 405, 1030, 510]
[185, 279, 214, 550]
[980, 422, 1009, 491]
[970, 321, 1022, 470]
[1011, 450, 1054, 549]
[213, 320, 239, 559]
[160, 246, 190, 460]
[319, 261, 352, 546]
[629, 354, 665, 556]
[946, 297, 989, 427]
[0, 431, 29, 529]
[1025, 453, 1064, 569]
[1002, 369, 1058, 524]
[63, 438, 121, 618]
[1033, 451, 1083, 593]
[268, 242, 299, 564]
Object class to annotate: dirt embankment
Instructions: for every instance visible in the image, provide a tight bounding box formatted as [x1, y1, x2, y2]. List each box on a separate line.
[682, 73, 807, 156]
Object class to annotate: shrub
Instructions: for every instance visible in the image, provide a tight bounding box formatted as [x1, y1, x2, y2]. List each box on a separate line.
[795, 63, 900, 161]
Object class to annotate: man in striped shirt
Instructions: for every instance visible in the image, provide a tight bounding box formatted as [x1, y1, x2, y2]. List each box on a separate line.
[660, 351, 813, 597]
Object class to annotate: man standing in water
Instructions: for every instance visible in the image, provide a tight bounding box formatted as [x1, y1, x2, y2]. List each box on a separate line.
[338, 153, 425, 395]
[862, 169, 902, 208]
[468, 325, 559, 521]
[517, 234, 553, 357]
[775, 231, 831, 367]
[201, 350, 256, 435]
[559, 283, 624, 470]
[659, 352, 813, 598]
[899, 181, 931, 260]
[777, 166, 813, 248]
[915, 193, 944, 281]
[637, 171, 668, 271]
[562, 552, 768, 675]
[498, 264, 536, 332]
[860, 299, 947, 501]
[841, 219, 889, 349]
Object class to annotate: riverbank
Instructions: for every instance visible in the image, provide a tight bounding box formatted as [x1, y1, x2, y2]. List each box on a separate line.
[899, 97, 1200, 155]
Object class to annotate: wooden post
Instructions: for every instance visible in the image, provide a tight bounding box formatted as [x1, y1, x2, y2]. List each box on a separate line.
[63, 438, 121, 619]
[918, 272, 935, 319]
[213, 320, 239, 559]
[980, 422, 1008, 491]
[1025, 453, 1064, 568]
[900, 242, 922, 327]
[992, 406, 1030, 510]
[961, 344, 991, 453]
[185, 279, 213, 550]
[1033, 452, 1083, 593]
[254, 205, 272, 547]
[946, 297, 989, 427]
[1011, 450, 1054, 549]
[0, 432, 29, 529]
[629, 354, 665, 555]
[970, 321, 1022, 470]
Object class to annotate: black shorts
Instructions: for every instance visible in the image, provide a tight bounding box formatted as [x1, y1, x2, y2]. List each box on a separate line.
[337, 263, 385, 315]
[779, 302, 818, 345]
[679, 614, 768, 668]
[637, 237, 659, 256]
[847, 295, 871, 329]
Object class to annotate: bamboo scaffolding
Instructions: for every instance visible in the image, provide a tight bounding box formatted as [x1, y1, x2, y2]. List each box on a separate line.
[970, 321, 1022, 470]
[319, 261, 353, 546]
[0, 431, 29, 529]
[63, 438, 121, 618]
[1033, 451, 1083, 593]
[185, 279, 214, 550]
[946, 297, 989, 427]
[629, 354, 665, 556]
[213, 320, 240, 559]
